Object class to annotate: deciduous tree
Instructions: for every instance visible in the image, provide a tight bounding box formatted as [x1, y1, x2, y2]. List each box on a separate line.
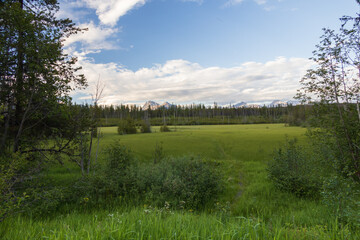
[297, 7, 360, 180]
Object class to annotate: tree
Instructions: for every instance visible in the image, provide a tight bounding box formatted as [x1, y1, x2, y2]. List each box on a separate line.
[0, 0, 87, 155]
[296, 7, 360, 181]
[0, 0, 90, 221]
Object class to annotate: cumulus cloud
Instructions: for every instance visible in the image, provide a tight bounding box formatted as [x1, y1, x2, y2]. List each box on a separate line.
[63, 21, 119, 50]
[72, 57, 313, 105]
[78, 0, 147, 26]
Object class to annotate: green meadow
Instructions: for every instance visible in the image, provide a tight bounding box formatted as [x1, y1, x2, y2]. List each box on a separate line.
[1, 124, 357, 239]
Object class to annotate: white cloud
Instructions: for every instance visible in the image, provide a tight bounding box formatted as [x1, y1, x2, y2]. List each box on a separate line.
[254, 0, 267, 5]
[78, 0, 147, 26]
[63, 21, 119, 50]
[57, 1, 89, 21]
[72, 56, 313, 105]
[224, 0, 245, 7]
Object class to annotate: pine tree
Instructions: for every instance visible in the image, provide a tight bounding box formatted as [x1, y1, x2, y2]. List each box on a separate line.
[0, 0, 87, 154]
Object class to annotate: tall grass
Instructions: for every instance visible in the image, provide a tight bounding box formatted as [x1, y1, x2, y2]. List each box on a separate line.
[1, 207, 357, 239]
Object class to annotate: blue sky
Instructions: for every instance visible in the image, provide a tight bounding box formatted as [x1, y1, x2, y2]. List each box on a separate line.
[59, 0, 359, 105]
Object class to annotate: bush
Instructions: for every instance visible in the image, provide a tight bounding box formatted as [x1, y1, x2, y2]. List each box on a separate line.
[267, 138, 321, 198]
[0, 153, 28, 221]
[118, 118, 137, 135]
[71, 143, 136, 203]
[134, 156, 224, 210]
[160, 125, 170, 132]
[322, 176, 360, 227]
[23, 186, 68, 216]
[72, 142, 223, 211]
[153, 142, 164, 164]
[140, 120, 151, 133]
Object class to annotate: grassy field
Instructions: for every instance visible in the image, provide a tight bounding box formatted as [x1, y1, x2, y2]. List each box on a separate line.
[1, 124, 358, 239]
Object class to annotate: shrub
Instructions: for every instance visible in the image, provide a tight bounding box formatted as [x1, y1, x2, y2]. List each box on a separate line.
[153, 142, 165, 164]
[23, 186, 68, 216]
[160, 125, 170, 132]
[118, 118, 137, 135]
[321, 176, 360, 227]
[0, 153, 28, 221]
[71, 143, 136, 203]
[267, 138, 321, 198]
[135, 156, 224, 210]
[140, 120, 151, 133]
[72, 143, 223, 211]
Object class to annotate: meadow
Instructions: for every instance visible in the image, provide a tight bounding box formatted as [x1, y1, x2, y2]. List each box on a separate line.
[1, 124, 358, 239]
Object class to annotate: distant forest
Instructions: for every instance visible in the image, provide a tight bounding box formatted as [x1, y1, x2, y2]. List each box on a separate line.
[81, 103, 310, 127]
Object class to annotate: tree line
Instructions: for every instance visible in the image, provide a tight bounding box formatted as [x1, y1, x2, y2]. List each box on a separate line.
[82, 103, 310, 126]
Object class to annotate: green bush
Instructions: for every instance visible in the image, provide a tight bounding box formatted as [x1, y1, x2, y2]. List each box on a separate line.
[267, 138, 321, 198]
[71, 143, 136, 203]
[0, 153, 28, 221]
[140, 120, 151, 133]
[160, 125, 170, 132]
[72, 142, 223, 211]
[118, 118, 137, 135]
[23, 186, 67, 216]
[153, 142, 164, 164]
[322, 176, 360, 227]
[134, 156, 224, 210]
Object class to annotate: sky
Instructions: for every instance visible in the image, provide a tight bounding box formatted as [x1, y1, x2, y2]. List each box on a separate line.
[59, 0, 359, 106]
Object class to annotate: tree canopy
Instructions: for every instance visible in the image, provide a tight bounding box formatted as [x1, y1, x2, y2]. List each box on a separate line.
[0, 0, 88, 154]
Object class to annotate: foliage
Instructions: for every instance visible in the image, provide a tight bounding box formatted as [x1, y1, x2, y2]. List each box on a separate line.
[160, 124, 171, 132]
[322, 176, 360, 228]
[296, 17, 360, 181]
[0, 0, 93, 221]
[97, 103, 302, 127]
[22, 186, 67, 216]
[0, 153, 28, 222]
[117, 118, 137, 135]
[135, 156, 224, 210]
[72, 142, 223, 210]
[268, 138, 322, 198]
[153, 142, 164, 164]
[4, 208, 359, 240]
[0, 0, 87, 154]
[140, 120, 151, 133]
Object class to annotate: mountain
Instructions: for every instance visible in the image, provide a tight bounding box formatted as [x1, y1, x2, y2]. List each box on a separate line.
[286, 100, 300, 106]
[232, 102, 261, 108]
[142, 100, 160, 110]
[233, 102, 247, 108]
[160, 102, 174, 109]
[268, 100, 288, 107]
[246, 104, 261, 108]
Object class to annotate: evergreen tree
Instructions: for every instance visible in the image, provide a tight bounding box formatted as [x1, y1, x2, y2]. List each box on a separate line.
[0, 0, 87, 154]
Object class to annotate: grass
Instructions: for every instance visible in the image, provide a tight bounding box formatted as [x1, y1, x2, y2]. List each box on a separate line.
[1, 207, 356, 239]
[1, 124, 358, 239]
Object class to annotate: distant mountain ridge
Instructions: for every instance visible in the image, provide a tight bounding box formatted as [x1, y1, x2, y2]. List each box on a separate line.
[142, 101, 159, 110]
[142, 101, 174, 110]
